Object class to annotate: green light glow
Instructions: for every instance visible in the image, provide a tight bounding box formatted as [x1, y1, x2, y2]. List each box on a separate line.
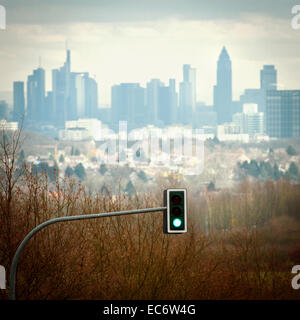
[173, 218, 182, 228]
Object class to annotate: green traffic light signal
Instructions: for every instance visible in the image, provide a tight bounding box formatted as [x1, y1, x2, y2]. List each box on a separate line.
[163, 189, 187, 234]
[172, 218, 182, 228]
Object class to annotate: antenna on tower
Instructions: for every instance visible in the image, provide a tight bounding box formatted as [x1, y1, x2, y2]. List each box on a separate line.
[65, 39, 71, 70]
[38, 56, 42, 68]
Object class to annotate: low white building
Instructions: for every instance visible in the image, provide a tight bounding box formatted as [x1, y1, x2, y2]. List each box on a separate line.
[59, 127, 89, 141]
[217, 123, 249, 142]
[59, 118, 102, 141]
[233, 112, 264, 137]
[0, 120, 18, 131]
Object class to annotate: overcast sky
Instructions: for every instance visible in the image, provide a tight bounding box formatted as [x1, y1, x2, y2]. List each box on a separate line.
[0, 0, 299, 105]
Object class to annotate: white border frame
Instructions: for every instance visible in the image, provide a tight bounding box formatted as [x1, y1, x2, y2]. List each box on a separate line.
[166, 188, 187, 233]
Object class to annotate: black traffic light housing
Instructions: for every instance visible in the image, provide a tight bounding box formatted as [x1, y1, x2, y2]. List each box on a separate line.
[163, 189, 187, 234]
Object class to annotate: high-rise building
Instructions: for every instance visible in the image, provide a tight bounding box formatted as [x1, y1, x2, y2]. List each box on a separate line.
[266, 90, 300, 138]
[45, 91, 54, 123]
[168, 78, 178, 124]
[213, 46, 232, 124]
[27, 67, 45, 124]
[85, 77, 98, 119]
[52, 50, 71, 128]
[157, 86, 169, 126]
[158, 79, 177, 126]
[183, 64, 196, 111]
[146, 79, 164, 124]
[194, 103, 217, 128]
[0, 100, 9, 120]
[233, 111, 264, 137]
[246, 113, 264, 137]
[261, 65, 277, 91]
[111, 83, 145, 130]
[15, 49, 99, 130]
[72, 72, 98, 119]
[13, 81, 25, 123]
[68, 72, 78, 121]
[98, 107, 111, 125]
[239, 89, 264, 113]
[179, 64, 196, 124]
[146, 78, 177, 126]
[179, 81, 192, 124]
[260, 65, 277, 120]
[74, 73, 86, 118]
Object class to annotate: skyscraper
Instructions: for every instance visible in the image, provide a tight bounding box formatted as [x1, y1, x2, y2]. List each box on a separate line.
[111, 83, 145, 130]
[146, 79, 164, 124]
[260, 65, 277, 120]
[183, 64, 196, 110]
[157, 79, 178, 126]
[13, 81, 25, 123]
[52, 50, 71, 128]
[0, 100, 8, 120]
[72, 72, 98, 119]
[27, 67, 45, 124]
[260, 65, 277, 91]
[45, 91, 54, 124]
[147, 78, 178, 126]
[168, 79, 178, 124]
[213, 46, 232, 124]
[52, 51, 99, 127]
[85, 76, 98, 119]
[239, 89, 263, 113]
[179, 64, 196, 124]
[266, 90, 300, 138]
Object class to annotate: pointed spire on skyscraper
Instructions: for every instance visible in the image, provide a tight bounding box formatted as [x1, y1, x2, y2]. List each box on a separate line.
[67, 49, 70, 65]
[219, 46, 230, 60]
[214, 46, 232, 124]
[65, 39, 70, 69]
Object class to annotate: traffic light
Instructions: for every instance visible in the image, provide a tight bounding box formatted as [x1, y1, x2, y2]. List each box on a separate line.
[163, 189, 187, 234]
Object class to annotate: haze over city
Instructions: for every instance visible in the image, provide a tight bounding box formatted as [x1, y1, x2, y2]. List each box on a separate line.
[1, 0, 300, 105]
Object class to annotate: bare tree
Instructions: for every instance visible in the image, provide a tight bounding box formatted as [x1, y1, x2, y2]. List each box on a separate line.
[0, 123, 24, 273]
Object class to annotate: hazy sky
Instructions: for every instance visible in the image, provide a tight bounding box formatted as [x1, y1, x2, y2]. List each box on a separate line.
[0, 0, 299, 105]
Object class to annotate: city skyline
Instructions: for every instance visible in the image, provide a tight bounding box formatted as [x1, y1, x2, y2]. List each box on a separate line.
[8, 47, 273, 125]
[1, 1, 300, 105]
[5, 46, 288, 109]
[7, 45, 300, 141]
[1, 42, 296, 108]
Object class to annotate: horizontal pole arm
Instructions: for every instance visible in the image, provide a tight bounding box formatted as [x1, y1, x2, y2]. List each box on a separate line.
[10, 206, 167, 300]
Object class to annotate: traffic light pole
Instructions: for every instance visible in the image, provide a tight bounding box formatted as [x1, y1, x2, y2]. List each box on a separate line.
[9, 206, 167, 300]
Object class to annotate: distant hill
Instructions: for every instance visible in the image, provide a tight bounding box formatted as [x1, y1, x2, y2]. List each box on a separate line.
[21, 130, 57, 156]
